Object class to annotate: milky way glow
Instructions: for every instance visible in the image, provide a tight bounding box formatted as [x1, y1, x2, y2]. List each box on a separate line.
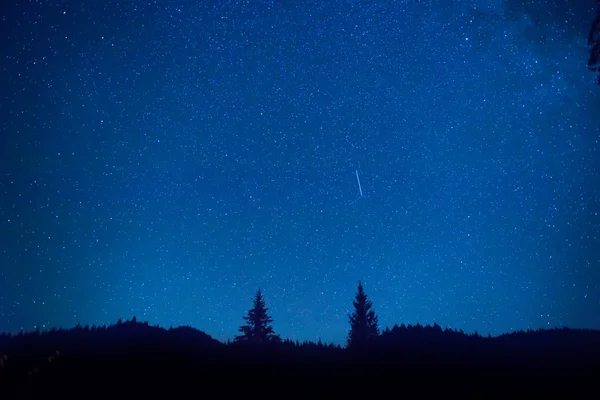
[0, 0, 599, 344]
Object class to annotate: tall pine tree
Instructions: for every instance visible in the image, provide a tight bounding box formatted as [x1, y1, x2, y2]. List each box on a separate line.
[235, 289, 279, 344]
[347, 281, 379, 348]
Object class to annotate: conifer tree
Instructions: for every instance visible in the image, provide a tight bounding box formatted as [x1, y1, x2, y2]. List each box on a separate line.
[235, 289, 279, 344]
[347, 281, 379, 348]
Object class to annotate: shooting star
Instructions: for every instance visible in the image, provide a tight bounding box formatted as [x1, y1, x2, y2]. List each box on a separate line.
[355, 170, 363, 197]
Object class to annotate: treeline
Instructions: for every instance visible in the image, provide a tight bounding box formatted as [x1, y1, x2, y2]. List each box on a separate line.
[1, 282, 600, 397]
[1, 281, 600, 354]
[1, 281, 599, 364]
[231, 282, 379, 348]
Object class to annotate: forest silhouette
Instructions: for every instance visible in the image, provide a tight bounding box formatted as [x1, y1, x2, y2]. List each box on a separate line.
[1, 282, 599, 397]
[2, 4, 600, 399]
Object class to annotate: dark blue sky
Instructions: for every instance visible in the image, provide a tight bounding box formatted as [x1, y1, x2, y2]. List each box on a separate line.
[1, 0, 599, 344]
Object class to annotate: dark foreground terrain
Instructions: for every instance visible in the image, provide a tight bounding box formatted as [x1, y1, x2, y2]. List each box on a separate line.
[1, 320, 599, 398]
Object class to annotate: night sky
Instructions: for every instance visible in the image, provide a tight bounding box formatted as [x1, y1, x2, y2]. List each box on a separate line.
[1, 0, 600, 344]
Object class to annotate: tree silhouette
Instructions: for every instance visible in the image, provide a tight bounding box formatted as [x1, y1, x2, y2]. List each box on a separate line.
[347, 281, 379, 348]
[588, 7, 600, 84]
[235, 289, 279, 344]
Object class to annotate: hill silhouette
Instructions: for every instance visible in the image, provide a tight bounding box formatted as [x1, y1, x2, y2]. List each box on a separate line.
[1, 318, 599, 398]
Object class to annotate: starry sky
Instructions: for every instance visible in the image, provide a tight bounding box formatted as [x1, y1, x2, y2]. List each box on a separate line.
[1, 0, 600, 344]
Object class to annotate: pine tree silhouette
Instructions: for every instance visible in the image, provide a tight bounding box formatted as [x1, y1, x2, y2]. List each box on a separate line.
[235, 289, 279, 344]
[347, 281, 379, 348]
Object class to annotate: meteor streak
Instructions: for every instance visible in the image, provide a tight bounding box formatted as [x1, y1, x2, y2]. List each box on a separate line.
[355, 170, 363, 197]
